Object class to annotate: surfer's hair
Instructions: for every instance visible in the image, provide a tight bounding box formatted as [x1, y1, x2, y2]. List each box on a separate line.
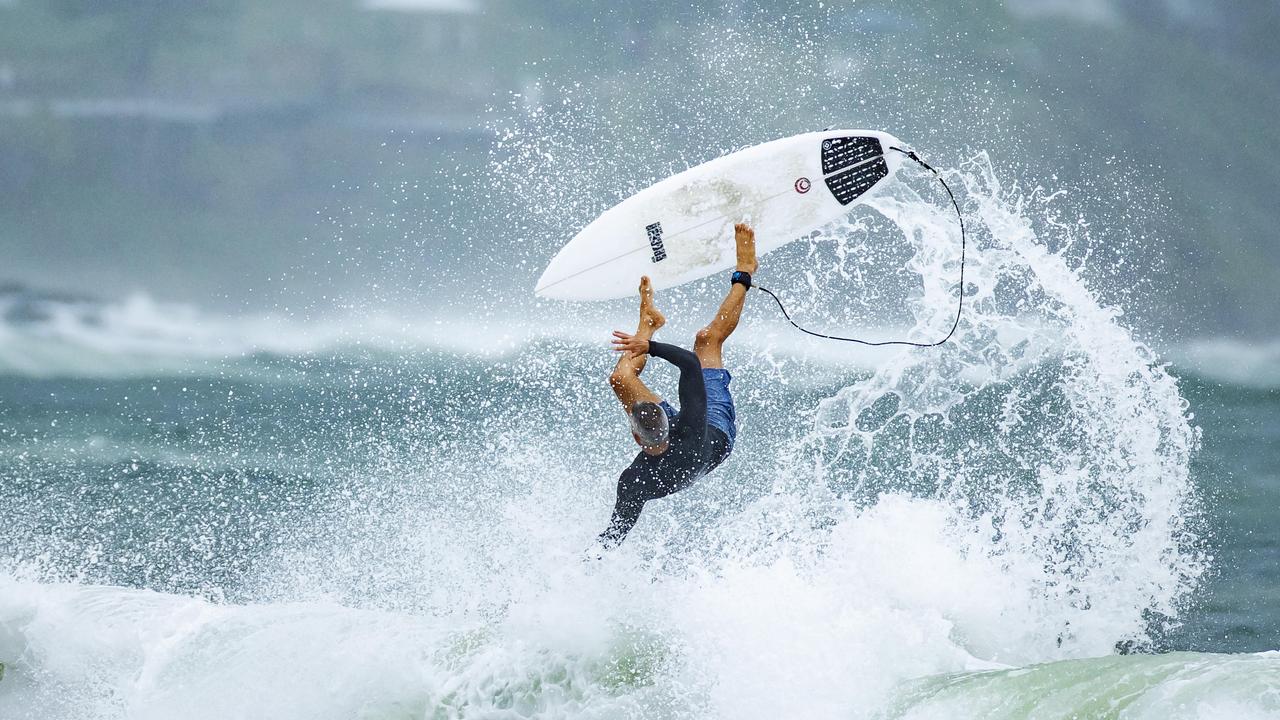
[629, 401, 669, 447]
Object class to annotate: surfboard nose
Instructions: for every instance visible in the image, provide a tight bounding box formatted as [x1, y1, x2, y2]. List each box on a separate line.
[534, 257, 570, 298]
[535, 260, 608, 299]
[533, 274, 562, 299]
[535, 270, 630, 300]
[535, 236, 643, 300]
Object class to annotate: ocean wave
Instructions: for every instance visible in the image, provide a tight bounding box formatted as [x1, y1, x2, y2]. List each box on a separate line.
[0, 285, 592, 379]
[0, 286, 313, 378]
[881, 650, 1280, 720]
[8, 280, 1269, 396]
[0, 284, 919, 380]
[2, 572, 1275, 720]
[1170, 337, 1280, 389]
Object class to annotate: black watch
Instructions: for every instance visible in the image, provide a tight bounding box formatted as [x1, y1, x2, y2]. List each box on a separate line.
[731, 270, 752, 289]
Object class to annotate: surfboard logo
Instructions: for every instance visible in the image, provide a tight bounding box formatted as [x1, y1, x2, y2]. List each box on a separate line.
[645, 222, 667, 263]
[795, 177, 811, 194]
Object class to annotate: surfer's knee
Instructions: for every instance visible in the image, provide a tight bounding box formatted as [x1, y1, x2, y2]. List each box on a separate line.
[609, 365, 634, 388]
[694, 327, 726, 368]
[695, 327, 718, 348]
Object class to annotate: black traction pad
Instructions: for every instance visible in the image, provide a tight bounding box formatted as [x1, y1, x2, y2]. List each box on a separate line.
[821, 136, 884, 175]
[824, 155, 889, 205]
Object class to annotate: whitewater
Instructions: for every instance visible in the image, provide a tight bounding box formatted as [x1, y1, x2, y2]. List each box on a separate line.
[3, 143, 1279, 719]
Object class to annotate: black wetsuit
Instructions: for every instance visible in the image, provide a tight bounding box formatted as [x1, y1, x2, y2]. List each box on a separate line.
[598, 341, 732, 548]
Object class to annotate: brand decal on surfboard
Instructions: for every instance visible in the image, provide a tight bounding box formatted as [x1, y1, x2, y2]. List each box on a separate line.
[646, 222, 667, 263]
[795, 177, 811, 194]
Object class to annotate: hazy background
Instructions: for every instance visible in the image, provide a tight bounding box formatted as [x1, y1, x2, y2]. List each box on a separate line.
[5, 6, 1280, 714]
[1, 0, 1278, 336]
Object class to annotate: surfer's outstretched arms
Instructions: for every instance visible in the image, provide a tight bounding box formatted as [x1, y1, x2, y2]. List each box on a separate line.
[597, 223, 757, 549]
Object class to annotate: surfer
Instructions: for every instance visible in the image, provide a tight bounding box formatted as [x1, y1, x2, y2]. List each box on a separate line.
[597, 223, 758, 549]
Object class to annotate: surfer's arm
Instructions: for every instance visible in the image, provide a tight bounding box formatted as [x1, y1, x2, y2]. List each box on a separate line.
[598, 468, 645, 550]
[647, 341, 707, 429]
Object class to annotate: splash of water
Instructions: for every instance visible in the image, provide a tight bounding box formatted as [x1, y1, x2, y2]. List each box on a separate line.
[688, 152, 1206, 689]
[2, 152, 1216, 719]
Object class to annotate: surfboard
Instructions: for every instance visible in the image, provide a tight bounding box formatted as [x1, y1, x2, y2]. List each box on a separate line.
[535, 129, 905, 301]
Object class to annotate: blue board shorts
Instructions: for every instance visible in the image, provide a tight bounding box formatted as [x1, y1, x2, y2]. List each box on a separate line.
[660, 368, 737, 449]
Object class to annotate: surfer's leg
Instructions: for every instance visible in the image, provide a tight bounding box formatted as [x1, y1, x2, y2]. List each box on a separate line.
[693, 288, 745, 369]
[610, 359, 661, 412]
[701, 370, 737, 452]
[611, 276, 665, 411]
[694, 224, 757, 368]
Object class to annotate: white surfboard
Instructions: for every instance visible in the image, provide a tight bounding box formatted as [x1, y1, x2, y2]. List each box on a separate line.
[535, 129, 905, 301]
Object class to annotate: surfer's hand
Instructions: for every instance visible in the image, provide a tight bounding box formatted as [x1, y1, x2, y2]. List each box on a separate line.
[734, 223, 758, 274]
[611, 331, 649, 358]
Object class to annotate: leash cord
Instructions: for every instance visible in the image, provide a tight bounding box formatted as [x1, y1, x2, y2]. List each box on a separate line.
[752, 147, 966, 347]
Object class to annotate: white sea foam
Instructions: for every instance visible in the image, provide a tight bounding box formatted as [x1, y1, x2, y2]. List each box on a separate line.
[0, 492, 1263, 720]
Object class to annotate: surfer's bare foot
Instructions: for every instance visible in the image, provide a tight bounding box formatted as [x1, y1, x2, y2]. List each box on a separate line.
[638, 276, 665, 332]
[734, 223, 758, 274]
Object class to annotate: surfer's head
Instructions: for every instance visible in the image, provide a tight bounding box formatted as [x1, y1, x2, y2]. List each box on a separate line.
[629, 401, 669, 450]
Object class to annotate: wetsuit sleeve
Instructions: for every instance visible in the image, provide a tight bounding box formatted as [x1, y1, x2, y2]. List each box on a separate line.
[648, 341, 706, 434]
[598, 467, 645, 550]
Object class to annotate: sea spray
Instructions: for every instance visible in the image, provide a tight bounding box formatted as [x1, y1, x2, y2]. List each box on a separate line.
[0, 153, 1223, 719]
[692, 151, 1206, 663]
[615, 152, 1210, 714]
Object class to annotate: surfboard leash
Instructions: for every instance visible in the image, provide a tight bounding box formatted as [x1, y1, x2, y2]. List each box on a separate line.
[750, 147, 967, 348]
